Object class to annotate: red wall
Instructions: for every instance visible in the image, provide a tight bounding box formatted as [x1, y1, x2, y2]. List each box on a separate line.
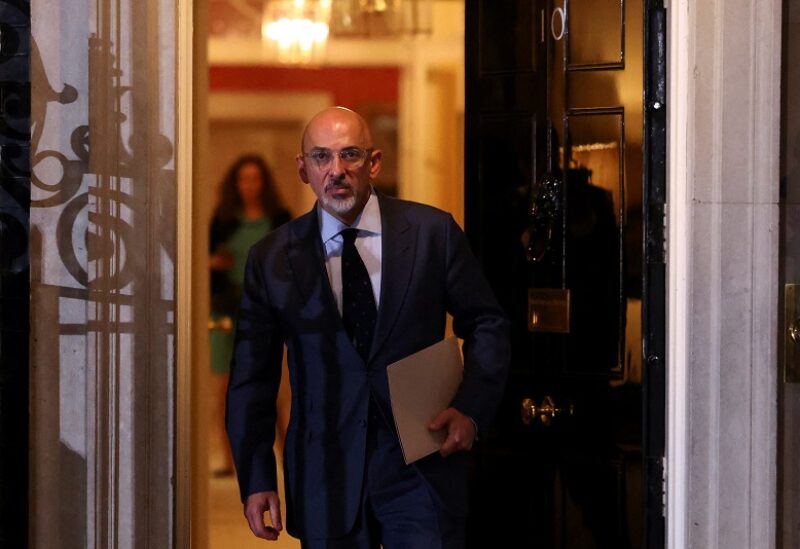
[209, 65, 400, 109]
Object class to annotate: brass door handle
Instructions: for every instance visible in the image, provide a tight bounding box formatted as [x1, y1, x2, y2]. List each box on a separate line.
[789, 318, 800, 344]
[521, 395, 574, 427]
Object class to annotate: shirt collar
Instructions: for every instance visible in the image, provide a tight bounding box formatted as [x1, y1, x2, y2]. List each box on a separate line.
[319, 188, 382, 243]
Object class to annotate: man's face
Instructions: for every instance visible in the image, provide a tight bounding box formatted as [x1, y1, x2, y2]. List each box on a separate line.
[296, 111, 382, 225]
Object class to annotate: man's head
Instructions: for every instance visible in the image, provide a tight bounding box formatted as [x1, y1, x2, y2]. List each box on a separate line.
[296, 107, 382, 225]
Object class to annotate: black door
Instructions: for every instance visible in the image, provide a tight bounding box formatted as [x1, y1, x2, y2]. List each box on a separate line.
[464, 1, 666, 547]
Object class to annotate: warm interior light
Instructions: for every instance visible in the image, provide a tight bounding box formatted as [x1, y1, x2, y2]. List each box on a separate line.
[263, 18, 329, 44]
[262, 0, 331, 64]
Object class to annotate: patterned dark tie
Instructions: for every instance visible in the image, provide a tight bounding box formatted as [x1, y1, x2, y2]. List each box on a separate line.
[340, 228, 377, 361]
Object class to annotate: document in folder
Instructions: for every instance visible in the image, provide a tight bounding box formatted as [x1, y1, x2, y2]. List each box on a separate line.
[386, 337, 463, 464]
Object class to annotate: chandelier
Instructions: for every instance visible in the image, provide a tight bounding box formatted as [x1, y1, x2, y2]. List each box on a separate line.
[259, 0, 433, 64]
[261, 0, 332, 64]
[330, 0, 432, 38]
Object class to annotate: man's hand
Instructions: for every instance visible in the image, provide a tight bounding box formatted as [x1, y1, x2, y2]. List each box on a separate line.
[244, 491, 283, 540]
[428, 407, 476, 458]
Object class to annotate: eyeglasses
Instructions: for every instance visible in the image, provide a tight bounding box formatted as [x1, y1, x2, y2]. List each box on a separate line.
[303, 147, 371, 170]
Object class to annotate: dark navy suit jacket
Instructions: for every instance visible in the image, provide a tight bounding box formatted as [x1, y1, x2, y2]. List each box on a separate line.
[226, 193, 510, 540]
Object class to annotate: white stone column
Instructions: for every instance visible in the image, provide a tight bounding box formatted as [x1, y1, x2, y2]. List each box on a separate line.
[667, 0, 782, 547]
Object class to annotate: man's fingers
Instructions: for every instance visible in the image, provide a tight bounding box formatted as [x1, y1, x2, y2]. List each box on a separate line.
[429, 408, 454, 431]
[267, 493, 283, 532]
[436, 409, 476, 457]
[440, 435, 457, 457]
[439, 429, 469, 457]
[244, 491, 281, 540]
[262, 526, 280, 541]
[246, 509, 279, 540]
[245, 507, 275, 540]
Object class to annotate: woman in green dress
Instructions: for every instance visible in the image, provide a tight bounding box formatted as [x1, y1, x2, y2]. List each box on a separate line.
[209, 154, 290, 476]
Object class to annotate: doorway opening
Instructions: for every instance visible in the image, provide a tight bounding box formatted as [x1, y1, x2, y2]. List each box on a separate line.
[190, 1, 666, 547]
[194, 2, 468, 547]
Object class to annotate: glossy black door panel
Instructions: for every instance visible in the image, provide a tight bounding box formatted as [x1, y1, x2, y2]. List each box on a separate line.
[568, 0, 625, 69]
[465, 0, 665, 546]
[478, 0, 538, 74]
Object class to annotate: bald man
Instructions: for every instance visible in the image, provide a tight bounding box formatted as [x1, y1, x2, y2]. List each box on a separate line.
[226, 107, 510, 549]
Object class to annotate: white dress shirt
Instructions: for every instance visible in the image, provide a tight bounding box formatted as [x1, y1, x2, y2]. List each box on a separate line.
[318, 190, 383, 316]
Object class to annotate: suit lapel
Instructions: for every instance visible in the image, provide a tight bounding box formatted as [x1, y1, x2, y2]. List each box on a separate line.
[286, 207, 343, 330]
[369, 195, 417, 361]
[286, 197, 417, 364]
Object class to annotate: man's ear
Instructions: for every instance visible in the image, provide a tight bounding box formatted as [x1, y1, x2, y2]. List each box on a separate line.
[368, 149, 382, 180]
[296, 154, 309, 184]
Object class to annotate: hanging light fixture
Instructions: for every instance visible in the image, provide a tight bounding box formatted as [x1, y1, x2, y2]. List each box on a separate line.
[261, 0, 332, 64]
[330, 0, 432, 38]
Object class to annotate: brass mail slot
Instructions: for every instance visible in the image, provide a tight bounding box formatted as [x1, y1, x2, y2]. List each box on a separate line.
[528, 288, 570, 333]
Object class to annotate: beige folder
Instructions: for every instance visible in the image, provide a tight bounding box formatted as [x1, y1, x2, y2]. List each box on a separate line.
[386, 337, 464, 464]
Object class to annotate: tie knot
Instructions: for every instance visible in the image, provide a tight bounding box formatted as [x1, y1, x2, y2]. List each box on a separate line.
[341, 228, 359, 247]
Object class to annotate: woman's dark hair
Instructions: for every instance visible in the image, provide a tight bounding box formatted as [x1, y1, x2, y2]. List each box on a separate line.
[213, 154, 286, 223]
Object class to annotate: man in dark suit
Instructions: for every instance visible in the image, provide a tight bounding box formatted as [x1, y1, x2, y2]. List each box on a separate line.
[226, 107, 510, 548]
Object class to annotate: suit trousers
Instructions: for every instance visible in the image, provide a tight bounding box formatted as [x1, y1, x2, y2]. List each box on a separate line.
[301, 401, 466, 549]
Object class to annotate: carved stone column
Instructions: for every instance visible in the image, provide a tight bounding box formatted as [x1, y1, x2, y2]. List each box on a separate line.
[30, 0, 177, 546]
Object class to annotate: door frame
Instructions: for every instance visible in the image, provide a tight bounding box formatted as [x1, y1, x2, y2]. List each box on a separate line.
[665, 1, 689, 544]
[643, 0, 668, 546]
[176, 0, 195, 546]
[174, 1, 786, 548]
[176, 0, 672, 545]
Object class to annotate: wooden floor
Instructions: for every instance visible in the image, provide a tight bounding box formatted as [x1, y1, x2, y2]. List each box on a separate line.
[209, 473, 301, 549]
